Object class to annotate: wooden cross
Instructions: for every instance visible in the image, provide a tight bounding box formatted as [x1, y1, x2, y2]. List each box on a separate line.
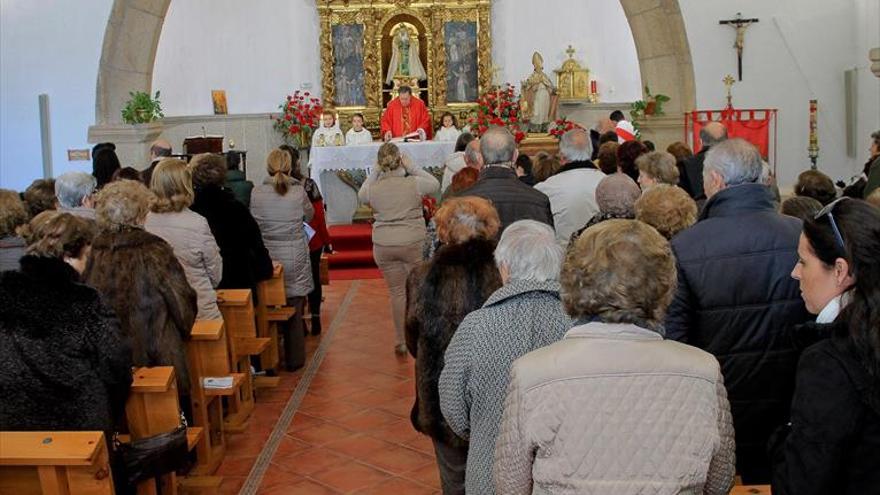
[720, 12, 759, 81]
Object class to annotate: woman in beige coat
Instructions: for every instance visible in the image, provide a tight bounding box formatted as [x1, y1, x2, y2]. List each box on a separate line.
[358, 143, 439, 356]
[145, 159, 223, 321]
[494, 220, 735, 495]
[250, 149, 314, 370]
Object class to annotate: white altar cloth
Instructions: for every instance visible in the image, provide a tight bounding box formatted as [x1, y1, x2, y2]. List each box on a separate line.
[309, 141, 456, 196]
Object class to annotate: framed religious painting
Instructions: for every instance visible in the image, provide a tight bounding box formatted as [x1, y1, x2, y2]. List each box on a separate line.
[331, 23, 367, 107]
[444, 21, 478, 103]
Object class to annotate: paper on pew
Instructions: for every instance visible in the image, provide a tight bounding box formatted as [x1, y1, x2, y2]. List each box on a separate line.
[203, 376, 234, 389]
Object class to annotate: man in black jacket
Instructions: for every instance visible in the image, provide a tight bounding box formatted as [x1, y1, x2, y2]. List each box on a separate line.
[665, 138, 810, 483]
[680, 121, 728, 199]
[457, 126, 553, 234]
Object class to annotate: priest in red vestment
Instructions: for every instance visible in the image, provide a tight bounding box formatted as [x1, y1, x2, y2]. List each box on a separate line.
[380, 86, 432, 141]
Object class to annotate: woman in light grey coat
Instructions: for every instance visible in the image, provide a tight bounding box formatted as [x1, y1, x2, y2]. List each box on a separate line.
[250, 149, 314, 370]
[493, 220, 735, 495]
[145, 159, 223, 321]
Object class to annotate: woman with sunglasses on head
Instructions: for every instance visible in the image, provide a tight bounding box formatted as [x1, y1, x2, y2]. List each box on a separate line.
[770, 198, 880, 495]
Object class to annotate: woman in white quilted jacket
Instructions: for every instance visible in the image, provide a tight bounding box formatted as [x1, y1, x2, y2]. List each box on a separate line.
[493, 219, 736, 495]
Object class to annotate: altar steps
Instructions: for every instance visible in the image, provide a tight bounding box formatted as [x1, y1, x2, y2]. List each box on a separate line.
[327, 224, 382, 280]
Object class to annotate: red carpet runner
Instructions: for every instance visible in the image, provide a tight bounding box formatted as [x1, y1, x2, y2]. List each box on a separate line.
[327, 224, 382, 280]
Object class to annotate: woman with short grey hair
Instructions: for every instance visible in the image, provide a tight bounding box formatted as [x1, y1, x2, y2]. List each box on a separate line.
[494, 219, 735, 494]
[84, 180, 197, 400]
[55, 171, 97, 219]
[438, 219, 572, 494]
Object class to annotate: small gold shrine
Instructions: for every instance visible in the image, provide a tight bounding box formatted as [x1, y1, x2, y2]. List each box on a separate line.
[555, 45, 597, 103]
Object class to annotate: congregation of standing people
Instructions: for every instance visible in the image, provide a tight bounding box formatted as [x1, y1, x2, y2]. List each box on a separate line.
[1, 118, 879, 495]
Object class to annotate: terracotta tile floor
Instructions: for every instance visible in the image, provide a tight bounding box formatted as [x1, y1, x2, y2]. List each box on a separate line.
[216, 279, 441, 494]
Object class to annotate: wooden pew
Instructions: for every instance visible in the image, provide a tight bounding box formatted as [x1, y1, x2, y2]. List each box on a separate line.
[254, 263, 296, 384]
[215, 289, 270, 431]
[125, 366, 186, 495]
[0, 431, 115, 495]
[730, 485, 771, 494]
[185, 320, 244, 475]
[125, 367, 220, 495]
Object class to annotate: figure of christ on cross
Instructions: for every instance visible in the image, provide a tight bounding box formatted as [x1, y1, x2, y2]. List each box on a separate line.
[719, 12, 759, 81]
[380, 86, 432, 142]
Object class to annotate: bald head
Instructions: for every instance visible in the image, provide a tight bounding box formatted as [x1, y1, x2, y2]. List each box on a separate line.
[559, 128, 592, 163]
[700, 122, 728, 148]
[597, 118, 616, 134]
[464, 139, 483, 170]
[150, 139, 172, 160]
[480, 126, 518, 166]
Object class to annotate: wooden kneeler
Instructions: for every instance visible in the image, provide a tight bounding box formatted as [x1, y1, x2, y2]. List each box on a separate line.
[0, 431, 115, 495]
[254, 263, 295, 387]
[215, 289, 270, 431]
[186, 320, 244, 475]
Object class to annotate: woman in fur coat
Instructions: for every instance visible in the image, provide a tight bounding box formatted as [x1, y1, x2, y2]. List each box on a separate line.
[0, 211, 132, 434]
[84, 180, 197, 398]
[405, 196, 503, 495]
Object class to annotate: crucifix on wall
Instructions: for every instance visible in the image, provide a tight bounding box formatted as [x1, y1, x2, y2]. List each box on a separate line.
[720, 12, 759, 81]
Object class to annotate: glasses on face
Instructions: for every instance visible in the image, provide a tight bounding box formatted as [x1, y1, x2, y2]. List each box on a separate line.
[814, 197, 848, 250]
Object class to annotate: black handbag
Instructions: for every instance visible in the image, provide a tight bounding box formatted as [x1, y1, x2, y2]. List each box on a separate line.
[114, 413, 189, 487]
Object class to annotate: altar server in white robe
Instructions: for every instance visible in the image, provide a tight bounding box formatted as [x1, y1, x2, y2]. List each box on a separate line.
[312, 111, 344, 147]
[435, 112, 462, 142]
[345, 113, 374, 146]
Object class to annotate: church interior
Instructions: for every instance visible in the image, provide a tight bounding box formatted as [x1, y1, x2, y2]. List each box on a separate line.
[1, 0, 879, 494]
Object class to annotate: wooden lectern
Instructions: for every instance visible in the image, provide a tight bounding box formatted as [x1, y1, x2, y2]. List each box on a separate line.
[183, 136, 223, 155]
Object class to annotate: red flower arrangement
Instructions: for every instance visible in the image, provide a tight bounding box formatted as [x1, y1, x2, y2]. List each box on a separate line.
[274, 90, 324, 148]
[467, 84, 526, 143]
[548, 117, 584, 139]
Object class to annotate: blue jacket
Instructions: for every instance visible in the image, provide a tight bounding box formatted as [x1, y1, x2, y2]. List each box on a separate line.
[665, 183, 810, 483]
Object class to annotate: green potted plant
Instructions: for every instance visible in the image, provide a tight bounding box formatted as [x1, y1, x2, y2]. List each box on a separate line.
[121, 91, 164, 124]
[630, 86, 671, 120]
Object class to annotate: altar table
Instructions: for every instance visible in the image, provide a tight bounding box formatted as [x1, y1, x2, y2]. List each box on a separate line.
[309, 141, 456, 198]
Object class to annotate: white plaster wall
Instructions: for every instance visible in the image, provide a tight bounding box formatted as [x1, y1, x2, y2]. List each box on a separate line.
[0, 0, 113, 190]
[151, 0, 321, 116]
[491, 0, 642, 103]
[150, 0, 642, 118]
[680, 0, 880, 188]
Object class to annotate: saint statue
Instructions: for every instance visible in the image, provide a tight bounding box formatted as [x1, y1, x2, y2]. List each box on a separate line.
[385, 25, 427, 85]
[521, 51, 557, 131]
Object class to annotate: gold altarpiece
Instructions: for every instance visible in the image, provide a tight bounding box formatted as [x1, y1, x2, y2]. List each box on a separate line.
[316, 0, 493, 132]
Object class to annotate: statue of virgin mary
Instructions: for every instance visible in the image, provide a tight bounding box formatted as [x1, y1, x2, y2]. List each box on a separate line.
[385, 25, 427, 84]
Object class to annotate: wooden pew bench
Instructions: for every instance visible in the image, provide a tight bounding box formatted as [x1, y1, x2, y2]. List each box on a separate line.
[185, 319, 244, 474]
[254, 263, 296, 385]
[215, 289, 269, 430]
[730, 485, 771, 494]
[0, 431, 114, 495]
[125, 367, 218, 495]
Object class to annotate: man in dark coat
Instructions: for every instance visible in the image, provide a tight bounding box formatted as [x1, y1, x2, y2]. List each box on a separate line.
[665, 138, 810, 483]
[457, 126, 553, 234]
[141, 139, 173, 186]
[680, 121, 728, 200]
